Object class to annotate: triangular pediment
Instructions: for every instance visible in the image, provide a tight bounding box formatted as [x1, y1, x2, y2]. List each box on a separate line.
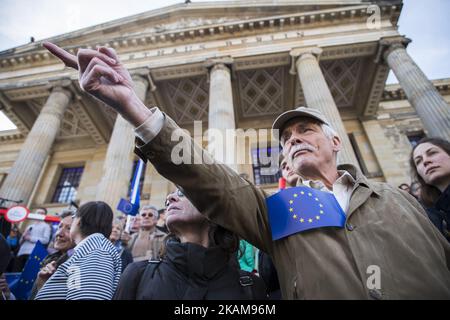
[2, 0, 388, 55]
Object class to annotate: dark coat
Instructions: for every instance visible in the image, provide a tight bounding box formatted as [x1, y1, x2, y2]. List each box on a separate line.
[114, 240, 266, 300]
[119, 246, 133, 273]
[428, 184, 450, 241]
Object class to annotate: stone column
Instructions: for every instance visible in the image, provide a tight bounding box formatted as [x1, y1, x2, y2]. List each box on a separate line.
[95, 75, 149, 208]
[362, 120, 410, 186]
[0, 87, 72, 205]
[382, 38, 450, 139]
[291, 47, 359, 167]
[207, 60, 237, 170]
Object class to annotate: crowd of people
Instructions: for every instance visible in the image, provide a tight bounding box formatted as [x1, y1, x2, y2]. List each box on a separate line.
[0, 41, 449, 300]
[0, 192, 270, 300]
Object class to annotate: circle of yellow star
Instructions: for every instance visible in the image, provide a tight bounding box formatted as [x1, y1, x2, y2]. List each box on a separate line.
[320, 210, 324, 214]
[300, 218, 304, 223]
[308, 218, 313, 223]
[308, 193, 312, 197]
[289, 208, 293, 212]
[293, 214, 298, 219]
[300, 191, 305, 195]
[315, 197, 319, 201]
[319, 204, 323, 207]
[289, 200, 294, 204]
[294, 194, 298, 198]
[316, 216, 320, 220]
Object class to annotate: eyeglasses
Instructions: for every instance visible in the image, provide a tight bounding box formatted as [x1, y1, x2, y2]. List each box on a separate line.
[140, 212, 154, 218]
[165, 189, 185, 207]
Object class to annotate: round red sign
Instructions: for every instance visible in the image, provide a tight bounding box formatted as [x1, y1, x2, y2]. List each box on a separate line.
[5, 206, 30, 223]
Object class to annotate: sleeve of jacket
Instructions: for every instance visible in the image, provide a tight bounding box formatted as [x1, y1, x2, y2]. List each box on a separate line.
[134, 113, 273, 254]
[113, 261, 148, 300]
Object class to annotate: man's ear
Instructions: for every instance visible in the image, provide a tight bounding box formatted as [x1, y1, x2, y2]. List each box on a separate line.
[331, 135, 342, 153]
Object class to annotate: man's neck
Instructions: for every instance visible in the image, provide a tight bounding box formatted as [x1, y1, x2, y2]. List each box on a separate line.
[139, 227, 156, 235]
[299, 166, 339, 190]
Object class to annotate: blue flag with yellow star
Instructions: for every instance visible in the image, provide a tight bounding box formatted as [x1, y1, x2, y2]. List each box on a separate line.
[10, 241, 48, 300]
[266, 186, 346, 240]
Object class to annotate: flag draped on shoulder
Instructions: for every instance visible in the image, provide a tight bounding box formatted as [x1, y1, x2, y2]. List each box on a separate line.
[266, 186, 346, 241]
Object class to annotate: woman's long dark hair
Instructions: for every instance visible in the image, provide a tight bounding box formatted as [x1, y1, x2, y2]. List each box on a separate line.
[410, 137, 450, 207]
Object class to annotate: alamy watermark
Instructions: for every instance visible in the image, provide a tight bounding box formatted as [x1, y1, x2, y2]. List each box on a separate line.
[366, 5, 382, 30]
[366, 265, 381, 290]
[169, 121, 281, 175]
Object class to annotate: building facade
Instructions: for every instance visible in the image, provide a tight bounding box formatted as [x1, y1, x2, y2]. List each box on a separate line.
[0, 0, 449, 215]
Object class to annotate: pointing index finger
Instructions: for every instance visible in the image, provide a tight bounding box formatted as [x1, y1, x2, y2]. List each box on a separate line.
[43, 42, 79, 70]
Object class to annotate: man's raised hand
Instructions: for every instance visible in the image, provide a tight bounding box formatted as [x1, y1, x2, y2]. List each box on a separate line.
[43, 42, 151, 126]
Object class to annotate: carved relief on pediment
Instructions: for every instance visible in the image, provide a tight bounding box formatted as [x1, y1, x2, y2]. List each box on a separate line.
[130, 17, 247, 35]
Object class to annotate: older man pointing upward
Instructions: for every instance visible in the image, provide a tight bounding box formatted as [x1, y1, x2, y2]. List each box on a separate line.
[43, 42, 450, 299]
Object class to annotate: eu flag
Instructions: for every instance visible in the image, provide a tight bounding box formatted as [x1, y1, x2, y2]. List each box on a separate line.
[10, 241, 48, 300]
[266, 186, 346, 240]
[117, 159, 144, 216]
[117, 198, 139, 216]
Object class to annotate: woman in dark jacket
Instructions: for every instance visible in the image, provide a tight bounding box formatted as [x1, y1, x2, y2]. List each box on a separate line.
[411, 137, 450, 241]
[114, 188, 266, 300]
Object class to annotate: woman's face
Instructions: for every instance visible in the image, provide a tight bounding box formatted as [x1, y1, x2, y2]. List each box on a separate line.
[54, 216, 75, 252]
[413, 142, 450, 187]
[165, 189, 206, 233]
[110, 224, 122, 242]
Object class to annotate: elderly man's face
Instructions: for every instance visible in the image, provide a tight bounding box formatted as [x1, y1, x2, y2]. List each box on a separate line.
[139, 208, 158, 229]
[280, 118, 341, 175]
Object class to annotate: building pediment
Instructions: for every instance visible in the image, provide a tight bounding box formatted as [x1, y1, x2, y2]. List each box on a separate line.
[1, 0, 401, 58]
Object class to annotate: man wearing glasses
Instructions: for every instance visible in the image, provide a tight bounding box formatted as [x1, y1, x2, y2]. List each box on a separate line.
[127, 205, 167, 262]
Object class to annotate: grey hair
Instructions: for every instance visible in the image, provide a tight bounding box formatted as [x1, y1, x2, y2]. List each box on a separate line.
[321, 123, 340, 161]
[140, 205, 159, 219]
[321, 123, 339, 141]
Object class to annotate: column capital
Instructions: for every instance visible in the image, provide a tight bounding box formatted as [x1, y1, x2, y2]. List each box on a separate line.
[375, 37, 412, 64]
[204, 57, 233, 72]
[131, 69, 157, 92]
[290, 47, 323, 59]
[50, 85, 73, 100]
[289, 47, 323, 75]
[204, 57, 234, 83]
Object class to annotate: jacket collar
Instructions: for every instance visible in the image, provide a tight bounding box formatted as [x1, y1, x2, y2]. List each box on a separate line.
[338, 164, 381, 218]
[165, 241, 230, 280]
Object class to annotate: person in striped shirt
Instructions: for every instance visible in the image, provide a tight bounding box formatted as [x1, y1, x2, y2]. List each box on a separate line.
[35, 202, 121, 300]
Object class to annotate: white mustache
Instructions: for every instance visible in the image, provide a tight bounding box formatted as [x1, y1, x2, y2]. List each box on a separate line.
[289, 143, 317, 161]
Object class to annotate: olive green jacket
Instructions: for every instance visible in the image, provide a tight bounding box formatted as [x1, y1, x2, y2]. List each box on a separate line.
[135, 114, 450, 300]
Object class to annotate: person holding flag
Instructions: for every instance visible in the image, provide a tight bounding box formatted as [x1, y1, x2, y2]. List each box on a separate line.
[43, 41, 450, 300]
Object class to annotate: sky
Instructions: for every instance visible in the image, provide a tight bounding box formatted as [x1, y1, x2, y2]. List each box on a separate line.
[0, 0, 449, 130]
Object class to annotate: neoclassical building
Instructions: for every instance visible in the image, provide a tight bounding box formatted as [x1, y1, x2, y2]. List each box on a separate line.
[0, 0, 449, 215]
